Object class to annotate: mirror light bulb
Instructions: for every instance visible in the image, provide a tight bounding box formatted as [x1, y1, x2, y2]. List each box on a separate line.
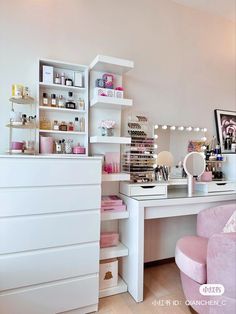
[201, 137, 207, 142]
[194, 127, 200, 132]
[154, 134, 158, 139]
[186, 126, 192, 131]
[170, 126, 176, 130]
[178, 126, 184, 131]
[154, 124, 159, 129]
[203, 128, 207, 132]
[154, 144, 158, 149]
[162, 125, 167, 130]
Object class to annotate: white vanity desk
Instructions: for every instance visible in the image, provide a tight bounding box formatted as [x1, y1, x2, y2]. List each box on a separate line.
[119, 186, 236, 303]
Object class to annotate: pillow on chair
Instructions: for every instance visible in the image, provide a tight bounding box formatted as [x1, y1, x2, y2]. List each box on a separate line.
[223, 210, 236, 233]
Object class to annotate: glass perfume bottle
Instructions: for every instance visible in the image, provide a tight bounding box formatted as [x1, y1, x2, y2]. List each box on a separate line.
[65, 92, 76, 109]
[51, 94, 57, 107]
[80, 117, 85, 132]
[74, 117, 80, 131]
[58, 95, 65, 108]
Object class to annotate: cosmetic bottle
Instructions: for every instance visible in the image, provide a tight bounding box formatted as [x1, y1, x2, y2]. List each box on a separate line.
[51, 94, 57, 107]
[59, 121, 67, 131]
[68, 122, 74, 131]
[42, 93, 48, 106]
[78, 98, 85, 111]
[55, 73, 61, 84]
[55, 140, 62, 154]
[65, 139, 73, 154]
[65, 78, 73, 86]
[58, 95, 65, 108]
[80, 117, 85, 132]
[65, 92, 76, 109]
[74, 117, 80, 131]
[61, 73, 65, 85]
[61, 139, 66, 154]
[53, 120, 59, 131]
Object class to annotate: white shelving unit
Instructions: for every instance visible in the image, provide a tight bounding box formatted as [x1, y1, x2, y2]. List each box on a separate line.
[101, 211, 129, 221]
[38, 58, 89, 156]
[99, 276, 128, 298]
[100, 242, 128, 260]
[89, 55, 133, 299]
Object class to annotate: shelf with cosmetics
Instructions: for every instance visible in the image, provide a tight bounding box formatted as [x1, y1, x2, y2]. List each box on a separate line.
[89, 55, 133, 299]
[6, 90, 37, 155]
[37, 58, 89, 156]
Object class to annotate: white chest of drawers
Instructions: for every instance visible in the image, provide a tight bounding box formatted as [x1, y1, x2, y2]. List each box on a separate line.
[0, 156, 101, 314]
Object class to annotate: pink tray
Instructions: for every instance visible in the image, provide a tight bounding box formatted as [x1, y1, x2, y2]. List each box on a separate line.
[100, 232, 119, 248]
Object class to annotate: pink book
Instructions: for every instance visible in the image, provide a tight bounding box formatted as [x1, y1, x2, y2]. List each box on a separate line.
[101, 195, 123, 206]
[101, 204, 126, 213]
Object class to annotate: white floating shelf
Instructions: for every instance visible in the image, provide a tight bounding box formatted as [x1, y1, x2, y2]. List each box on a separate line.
[9, 97, 35, 104]
[99, 276, 127, 298]
[90, 96, 133, 109]
[39, 106, 86, 114]
[102, 173, 130, 182]
[100, 242, 128, 260]
[90, 55, 134, 75]
[90, 136, 131, 144]
[101, 211, 129, 221]
[39, 129, 86, 135]
[39, 82, 85, 92]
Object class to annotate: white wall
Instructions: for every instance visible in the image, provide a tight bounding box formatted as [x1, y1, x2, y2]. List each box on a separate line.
[0, 0, 235, 153]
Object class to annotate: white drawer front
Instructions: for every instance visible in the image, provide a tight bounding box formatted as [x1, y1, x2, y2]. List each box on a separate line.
[0, 158, 101, 187]
[208, 182, 236, 193]
[0, 211, 100, 254]
[130, 185, 167, 196]
[0, 275, 98, 314]
[0, 243, 99, 291]
[0, 185, 101, 217]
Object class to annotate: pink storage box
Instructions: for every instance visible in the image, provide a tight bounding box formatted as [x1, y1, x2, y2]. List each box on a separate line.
[101, 195, 123, 206]
[11, 141, 24, 150]
[73, 146, 86, 154]
[200, 171, 213, 182]
[100, 232, 119, 248]
[101, 204, 126, 213]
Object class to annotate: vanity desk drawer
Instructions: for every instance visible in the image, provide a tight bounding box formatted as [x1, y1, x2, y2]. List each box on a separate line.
[195, 181, 236, 193]
[120, 182, 168, 197]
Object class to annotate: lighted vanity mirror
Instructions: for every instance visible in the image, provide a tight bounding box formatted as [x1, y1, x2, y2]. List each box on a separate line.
[153, 124, 207, 180]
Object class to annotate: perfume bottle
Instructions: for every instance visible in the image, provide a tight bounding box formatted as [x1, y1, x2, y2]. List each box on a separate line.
[53, 120, 59, 131]
[65, 92, 76, 109]
[74, 117, 80, 131]
[59, 121, 67, 131]
[55, 73, 61, 84]
[80, 117, 85, 132]
[51, 94, 57, 107]
[42, 93, 48, 106]
[58, 95, 65, 108]
[61, 73, 65, 85]
[78, 98, 85, 111]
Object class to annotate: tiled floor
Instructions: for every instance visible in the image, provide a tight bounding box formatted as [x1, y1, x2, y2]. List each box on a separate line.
[97, 262, 194, 314]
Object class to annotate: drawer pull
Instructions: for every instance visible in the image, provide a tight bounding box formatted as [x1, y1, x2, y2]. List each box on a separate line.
[141, 186, 156, 189]
[216, 183, 227, 186]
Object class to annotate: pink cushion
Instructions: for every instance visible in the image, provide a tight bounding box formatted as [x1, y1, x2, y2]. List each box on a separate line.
[175, 236, 208, 284]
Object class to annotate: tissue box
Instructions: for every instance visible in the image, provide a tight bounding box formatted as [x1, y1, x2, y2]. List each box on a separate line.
[99, 258, 118, 290]
[100, 232, 119, 248]
[42, 65, 53, 84]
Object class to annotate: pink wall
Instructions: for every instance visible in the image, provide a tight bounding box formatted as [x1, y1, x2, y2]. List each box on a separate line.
[0, 0, 235, 152]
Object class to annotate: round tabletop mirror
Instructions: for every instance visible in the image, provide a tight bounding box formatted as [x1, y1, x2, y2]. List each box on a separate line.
[183, 152, 205, 177]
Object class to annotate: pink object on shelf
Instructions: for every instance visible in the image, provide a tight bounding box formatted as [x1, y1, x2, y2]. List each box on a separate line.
[101, 195, 123, 206]
[40, 136, 53, 154]
[200, 171, 212, 182]
[101, 204, 126, 213]
[11, 141, 24, 150]
[100, 232, 119, 248]
[73, 146, 86, 154]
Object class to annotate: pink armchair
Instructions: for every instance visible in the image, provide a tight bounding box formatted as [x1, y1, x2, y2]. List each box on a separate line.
[175, 204, 236, 314]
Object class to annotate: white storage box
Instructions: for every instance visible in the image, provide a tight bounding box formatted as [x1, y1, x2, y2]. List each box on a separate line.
[42, 65, 53, 84]
[99, 258, 118, 290]
[195, 181, 236, 194]
[74, 71, 83, 87]
[94, 87, 114, 97]
[120, 182, 168, 197]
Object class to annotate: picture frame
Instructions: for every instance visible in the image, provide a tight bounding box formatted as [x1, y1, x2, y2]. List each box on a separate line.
[214, 109, 236, 153]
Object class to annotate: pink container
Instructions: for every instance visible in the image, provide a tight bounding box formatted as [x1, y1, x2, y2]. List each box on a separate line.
[101, 204, 126, 213]
[40, 136, 53, 154]
[11, 141, 24, 150]
[100, 232, 119, 248]
[200, 171, 213, 182]
[73, 146, 86, 154]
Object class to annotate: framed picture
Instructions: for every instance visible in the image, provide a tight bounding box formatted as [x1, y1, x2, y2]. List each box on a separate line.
[214, 109, 236, 153]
